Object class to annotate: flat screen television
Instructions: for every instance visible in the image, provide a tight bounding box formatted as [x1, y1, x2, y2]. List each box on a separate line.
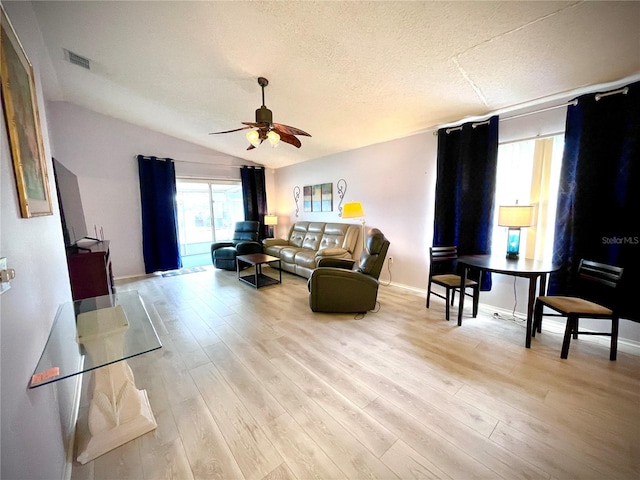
[52, 158, 89, 247]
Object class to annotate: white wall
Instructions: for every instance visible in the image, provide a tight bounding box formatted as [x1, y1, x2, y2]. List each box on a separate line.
[273, 132, 437, 290]
[46, 101, 260, 277]
[1, 3, 75, 479]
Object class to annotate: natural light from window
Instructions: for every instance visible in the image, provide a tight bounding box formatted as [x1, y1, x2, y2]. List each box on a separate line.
[492, 135, 564, 261]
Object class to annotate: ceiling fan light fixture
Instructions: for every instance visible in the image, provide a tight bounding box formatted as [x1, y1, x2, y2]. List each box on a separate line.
[209, 77, 310, 150]
[246, 129, 261, 147]
[267, 130, 280, 147]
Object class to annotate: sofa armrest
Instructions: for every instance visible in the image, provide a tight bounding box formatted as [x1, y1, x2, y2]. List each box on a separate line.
[236, 241, 263, 254]
[211, 241, 233, 252]
[263, 238, 288, 248]
[316, 247, 349, 259]
[317, 258, 356, 269]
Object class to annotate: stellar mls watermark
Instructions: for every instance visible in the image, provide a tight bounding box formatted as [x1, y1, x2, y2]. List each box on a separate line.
[602, 236, 639, 245]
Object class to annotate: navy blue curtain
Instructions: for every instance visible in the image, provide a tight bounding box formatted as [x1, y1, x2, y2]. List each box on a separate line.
[240, 166, 268, 239]
[433, 116, 499, 290]
[549, 82, 639, 321]
[137, 155, 181, 273]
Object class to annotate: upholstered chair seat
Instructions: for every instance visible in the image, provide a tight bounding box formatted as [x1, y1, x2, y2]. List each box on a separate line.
[532, 259, 623, 360]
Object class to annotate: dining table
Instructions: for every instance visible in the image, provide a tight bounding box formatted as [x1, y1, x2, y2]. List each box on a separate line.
[456, 254, 561, 347]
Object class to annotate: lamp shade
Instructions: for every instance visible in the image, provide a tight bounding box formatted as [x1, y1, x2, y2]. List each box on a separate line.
[264, 215, 278, 226]
[498, 205, 536, 228]
[342, 202, 365, 219]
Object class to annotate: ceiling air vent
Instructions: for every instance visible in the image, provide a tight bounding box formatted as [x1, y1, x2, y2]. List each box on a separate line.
[64, 49, 91, 70]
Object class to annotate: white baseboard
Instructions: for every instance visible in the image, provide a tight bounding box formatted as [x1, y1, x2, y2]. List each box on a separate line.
[482, 303, 640, 353]
[386, 281, 640, 351]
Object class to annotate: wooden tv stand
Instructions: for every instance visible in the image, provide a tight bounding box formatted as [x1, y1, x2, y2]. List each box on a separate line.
[67, 240, 114, 300]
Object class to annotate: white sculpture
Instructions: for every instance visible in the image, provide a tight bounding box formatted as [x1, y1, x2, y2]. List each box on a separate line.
[76, 306, 157, 464]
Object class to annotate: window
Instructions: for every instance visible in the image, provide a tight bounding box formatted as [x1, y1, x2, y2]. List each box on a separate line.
[176, 180, 244, 266]
[492, 135, 564, 260]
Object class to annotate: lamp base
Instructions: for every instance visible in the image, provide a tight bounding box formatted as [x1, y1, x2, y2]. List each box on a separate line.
[506, 252, 519, 260]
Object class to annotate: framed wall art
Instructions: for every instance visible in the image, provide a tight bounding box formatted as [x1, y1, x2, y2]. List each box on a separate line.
[312, 184, 322, 212]
[303, 185, 312, 212]
[321, 183, 332, 212]
[1, 6, 53, 217]
[303, 183, 334, 212]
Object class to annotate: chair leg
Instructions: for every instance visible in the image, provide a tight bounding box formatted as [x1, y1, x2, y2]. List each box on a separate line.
[472, 286, 479, 318]
[445, 288, 450, 321]
[561, 315, 576, 359]
[426, 279, 432, 308]
[573, 318, 579, 339]
[451, 289, 456, 306]
[610, 316, 619, 361]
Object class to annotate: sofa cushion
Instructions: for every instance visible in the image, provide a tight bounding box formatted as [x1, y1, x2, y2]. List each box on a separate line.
[264, 244, 287, 257]
[294, 250, 317, 269]
[280, 247, 302, 264]
[289, 223, 309, 248]
[324, 223, 359, 251]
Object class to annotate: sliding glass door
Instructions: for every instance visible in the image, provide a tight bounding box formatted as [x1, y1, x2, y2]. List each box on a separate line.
[176, 179, 244, 267]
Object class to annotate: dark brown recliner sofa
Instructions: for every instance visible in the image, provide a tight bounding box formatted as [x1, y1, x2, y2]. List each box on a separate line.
[308, 228, 390, 313]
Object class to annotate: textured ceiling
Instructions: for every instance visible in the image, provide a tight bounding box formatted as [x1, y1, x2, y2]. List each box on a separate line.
[25, 1, 640, 168]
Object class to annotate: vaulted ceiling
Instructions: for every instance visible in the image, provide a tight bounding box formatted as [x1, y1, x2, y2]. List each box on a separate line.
[26, 1, 640, 168]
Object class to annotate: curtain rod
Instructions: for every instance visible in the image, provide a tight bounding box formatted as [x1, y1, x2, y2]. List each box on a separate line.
[436, 83, 632, 135]
[135, 155, 260, 168]
[595, 86, 628, 101]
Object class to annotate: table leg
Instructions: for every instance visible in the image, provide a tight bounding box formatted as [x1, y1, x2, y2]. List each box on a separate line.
[77, 361, 157, 464]
[457, 266, 468, 326]
[76, 311, 157, 466]
[536, 273, 548, 333]
[525, 276, 538, 348]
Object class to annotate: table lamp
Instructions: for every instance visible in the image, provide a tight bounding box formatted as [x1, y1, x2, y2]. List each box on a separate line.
[342, 202, 367, 252]
[498, 204, 535, 259]
[264, 214, 278, 238]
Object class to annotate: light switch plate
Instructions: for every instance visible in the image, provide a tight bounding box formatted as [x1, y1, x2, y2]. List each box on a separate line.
[0, 257, 11, 294]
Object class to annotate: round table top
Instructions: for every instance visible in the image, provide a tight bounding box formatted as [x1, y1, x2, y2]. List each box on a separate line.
[457, 254, 561, 275]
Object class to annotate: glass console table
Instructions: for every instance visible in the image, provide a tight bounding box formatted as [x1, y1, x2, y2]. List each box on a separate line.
[30, 290, 162, 464]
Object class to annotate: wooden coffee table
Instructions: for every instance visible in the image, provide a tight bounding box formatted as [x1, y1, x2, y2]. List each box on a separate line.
[236, 253, 282, 288]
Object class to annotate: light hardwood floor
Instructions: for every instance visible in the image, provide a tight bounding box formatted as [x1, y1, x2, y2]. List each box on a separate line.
[71, 266, 640, 480]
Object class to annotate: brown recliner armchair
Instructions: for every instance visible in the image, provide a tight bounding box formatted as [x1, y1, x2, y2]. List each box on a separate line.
[308, 228, 390, 313]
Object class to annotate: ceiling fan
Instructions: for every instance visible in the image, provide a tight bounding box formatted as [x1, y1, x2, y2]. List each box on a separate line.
[209, 77, 311, 150]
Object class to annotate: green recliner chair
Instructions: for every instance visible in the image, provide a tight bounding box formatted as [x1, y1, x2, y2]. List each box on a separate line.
[308, 228, 390, 313]
[211, 221, 262, 270]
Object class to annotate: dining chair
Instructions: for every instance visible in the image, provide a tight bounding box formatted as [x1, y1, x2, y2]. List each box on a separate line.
[532, 259, 624, 360]
[426, 246, 479, 320]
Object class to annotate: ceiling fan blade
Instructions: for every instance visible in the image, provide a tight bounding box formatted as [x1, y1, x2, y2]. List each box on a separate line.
[277, 132, 302, 148]
[209, 126, 253, 134]
[273, 123, 311, 137]
[241, 122, 270, 129]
